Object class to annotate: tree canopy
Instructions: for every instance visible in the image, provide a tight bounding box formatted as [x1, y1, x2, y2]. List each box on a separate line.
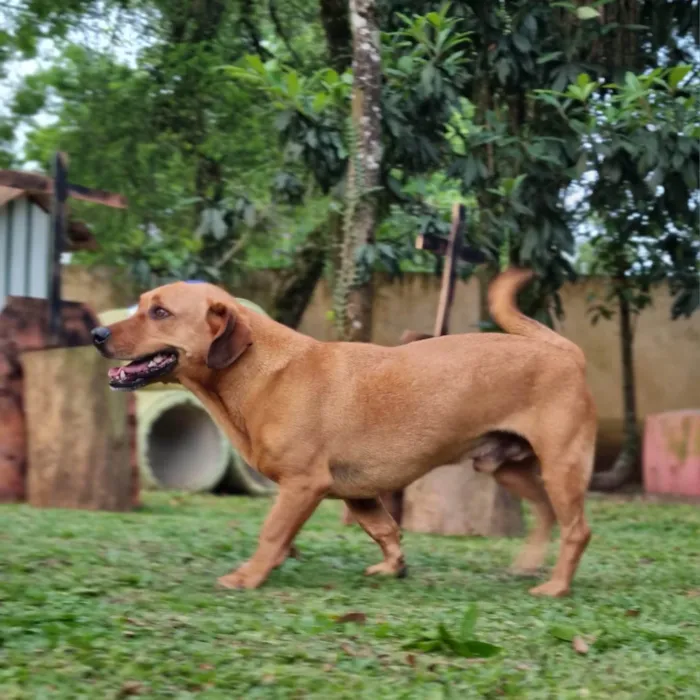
[1, 0, 697, 321]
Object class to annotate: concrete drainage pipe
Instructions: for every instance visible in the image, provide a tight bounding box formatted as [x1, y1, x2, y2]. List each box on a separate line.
[136, 390, 231, 492]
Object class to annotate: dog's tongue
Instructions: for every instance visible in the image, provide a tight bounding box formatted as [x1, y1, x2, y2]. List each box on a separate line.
[108, 360, 149, 380]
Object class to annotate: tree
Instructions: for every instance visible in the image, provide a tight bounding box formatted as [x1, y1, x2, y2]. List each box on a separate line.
[333, 0, 382, 342]
[225, 1, 698, 334]
[4, 0, 330, 294]
[5, 0, 697, 333]
[540, 66, 699, 490]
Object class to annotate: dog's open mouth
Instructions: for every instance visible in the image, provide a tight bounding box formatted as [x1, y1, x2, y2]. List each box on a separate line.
[107, 351, 178, 390]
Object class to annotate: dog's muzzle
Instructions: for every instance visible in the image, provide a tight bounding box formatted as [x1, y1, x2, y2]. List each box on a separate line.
[91, 326, 112, 347]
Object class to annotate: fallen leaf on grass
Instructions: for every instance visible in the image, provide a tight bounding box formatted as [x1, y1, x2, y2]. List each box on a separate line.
[335, 612, 367, 624]
[406, 653, 416, 667]
[625, 609, 640, 617]
[686, 590, 700, 598]
[572, 636, 589, 655]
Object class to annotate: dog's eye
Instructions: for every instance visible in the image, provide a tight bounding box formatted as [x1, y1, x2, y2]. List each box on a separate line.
[150, 306, 170, 320]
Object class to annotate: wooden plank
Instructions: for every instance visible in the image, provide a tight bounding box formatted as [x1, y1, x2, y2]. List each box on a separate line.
[23, 346, 132, 511]
[432, 203, 465, 338]
[0, 170, 127, 209]
[67, 181, 127, 209]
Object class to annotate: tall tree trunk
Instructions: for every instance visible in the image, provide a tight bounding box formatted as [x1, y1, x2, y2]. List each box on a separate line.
[590, 286, 640, 490]
[271, 221, 329, 329]
[334, 0, 382, 343]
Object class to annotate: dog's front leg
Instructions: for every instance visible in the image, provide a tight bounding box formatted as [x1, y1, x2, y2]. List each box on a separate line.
[218, 478, 329, 590]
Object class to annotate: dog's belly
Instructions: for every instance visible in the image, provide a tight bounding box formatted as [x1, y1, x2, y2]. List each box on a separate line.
[327, 458, 425, 498]
[327, 441, 461, 498]
[326, 431, 533, 499]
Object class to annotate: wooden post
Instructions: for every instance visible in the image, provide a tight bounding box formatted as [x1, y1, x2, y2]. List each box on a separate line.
[23, 346, 133, 511]
[49, 152, 68, 341]
[433, 202, 465, 337]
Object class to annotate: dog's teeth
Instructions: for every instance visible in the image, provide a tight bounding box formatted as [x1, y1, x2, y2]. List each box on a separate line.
[119, 369, 127, 380]
[148, 360, 157, 368]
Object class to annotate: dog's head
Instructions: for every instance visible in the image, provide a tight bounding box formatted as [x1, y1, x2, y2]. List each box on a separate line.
[92, 282, 252, 391]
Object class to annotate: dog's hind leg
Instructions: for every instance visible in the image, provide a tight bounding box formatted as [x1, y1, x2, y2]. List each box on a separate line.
[529, 433, 594, 597]
[345, 497, 406, 578]
[493, 458, 556, 574]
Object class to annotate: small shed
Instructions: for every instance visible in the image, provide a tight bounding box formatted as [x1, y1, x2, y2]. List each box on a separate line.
[0, 183, 96, 310]
[0, 159, 134, 507]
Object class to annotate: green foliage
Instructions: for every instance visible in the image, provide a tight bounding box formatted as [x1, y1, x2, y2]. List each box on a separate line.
[222, 54, 351, 194]
[403, 605, 502, 658]
[2, 0, 698, 317]
[2, 0, 329, 288]
[538, 67, 700, 321]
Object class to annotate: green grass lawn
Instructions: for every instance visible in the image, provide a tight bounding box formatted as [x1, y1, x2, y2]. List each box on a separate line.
[1, 493, 699, 699]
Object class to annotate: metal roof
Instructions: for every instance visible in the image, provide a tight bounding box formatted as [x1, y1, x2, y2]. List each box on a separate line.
[0, 185, 97, 251]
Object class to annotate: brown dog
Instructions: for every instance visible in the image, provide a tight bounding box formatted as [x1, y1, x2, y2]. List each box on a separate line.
[92, 268, 595, 597]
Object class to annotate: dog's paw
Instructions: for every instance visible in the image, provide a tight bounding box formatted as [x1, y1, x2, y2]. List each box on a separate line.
[510, 566, 542, 578]
[511, 545, 547, 576]
[529, 580, 570, 598]
[510, 559, 544, 577]
[364, 560, 407, 578]
[217, 567, 265, 590]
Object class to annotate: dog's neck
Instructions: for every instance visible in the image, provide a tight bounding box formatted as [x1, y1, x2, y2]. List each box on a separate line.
[181, 310, 315, 464]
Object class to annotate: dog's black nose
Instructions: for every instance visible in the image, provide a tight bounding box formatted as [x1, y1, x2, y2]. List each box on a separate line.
[91, 326, 111, 346]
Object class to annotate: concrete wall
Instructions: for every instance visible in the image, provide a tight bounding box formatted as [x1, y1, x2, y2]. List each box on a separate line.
[64, 265, 700, 468]
[63, 264, 134, 313]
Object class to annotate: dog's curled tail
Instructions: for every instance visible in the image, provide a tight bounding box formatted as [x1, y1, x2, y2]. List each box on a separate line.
[488, 267, 585, 367]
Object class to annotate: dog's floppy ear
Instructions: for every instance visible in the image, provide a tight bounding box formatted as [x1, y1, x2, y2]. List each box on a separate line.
[206, 301, 253, 370]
